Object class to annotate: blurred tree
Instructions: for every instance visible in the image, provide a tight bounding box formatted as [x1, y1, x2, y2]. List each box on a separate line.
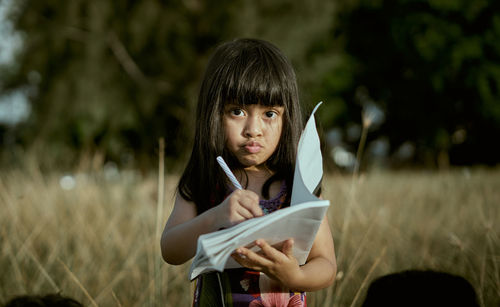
[323, 0, 500, 167]
[2, 0, 236, 170]
[1, 0, 337, 170]
[3, 0, 498, 170]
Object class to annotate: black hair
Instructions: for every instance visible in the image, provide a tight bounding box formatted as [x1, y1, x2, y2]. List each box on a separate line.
[362, 270, 479, 307]
[177, 38, 304, 213]
[4, 293, 83, 307]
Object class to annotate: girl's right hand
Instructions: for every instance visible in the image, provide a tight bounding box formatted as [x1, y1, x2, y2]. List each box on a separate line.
[215, 190, 263, 228]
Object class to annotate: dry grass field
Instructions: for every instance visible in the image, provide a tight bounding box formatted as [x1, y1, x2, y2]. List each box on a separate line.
[1, 162, 499, 306]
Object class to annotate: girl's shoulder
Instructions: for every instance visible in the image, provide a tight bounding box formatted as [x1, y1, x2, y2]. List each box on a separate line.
[165, 192, 198, 231]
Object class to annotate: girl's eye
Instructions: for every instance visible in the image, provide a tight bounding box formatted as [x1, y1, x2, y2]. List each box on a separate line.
[231, 109, 244, 117]
[265, 111, 278, 119]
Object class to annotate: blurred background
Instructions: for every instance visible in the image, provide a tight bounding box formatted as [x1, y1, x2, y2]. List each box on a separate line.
[1, 0, 499, 172]
[1, 1, 500, 306]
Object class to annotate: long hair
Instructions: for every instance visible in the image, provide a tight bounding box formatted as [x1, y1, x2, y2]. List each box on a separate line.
[178, 38, 303, 213]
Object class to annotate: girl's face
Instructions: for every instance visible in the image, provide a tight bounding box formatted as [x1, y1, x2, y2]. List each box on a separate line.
[223, 103, 284, 171]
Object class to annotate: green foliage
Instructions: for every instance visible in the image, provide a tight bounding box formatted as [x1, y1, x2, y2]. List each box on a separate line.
[1, 0, 337, 169]
[3, 0, 237, 168]
[1, 0, 500, 168]
[326, 0, 500, 166]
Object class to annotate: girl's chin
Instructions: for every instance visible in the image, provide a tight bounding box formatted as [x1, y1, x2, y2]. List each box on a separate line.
[240, 159, 259, 168]
[237, 156, 263, 168]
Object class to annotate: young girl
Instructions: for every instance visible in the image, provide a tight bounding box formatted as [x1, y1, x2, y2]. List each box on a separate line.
[161, 38, 336, 306]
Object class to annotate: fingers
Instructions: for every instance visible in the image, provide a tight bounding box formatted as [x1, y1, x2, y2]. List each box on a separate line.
[231, 239, 297, 277]
[217, 190, 263, 228]
[228, 190, 262, 219]
[255, 239, 284, 261]
[233, 239, 293, 264]
[244, 201, 263, 217]
[282, 238, 294, 257]
[235, 190, 263, 217]
[236, 205, 255, 220]
[232, 246, 273, 271]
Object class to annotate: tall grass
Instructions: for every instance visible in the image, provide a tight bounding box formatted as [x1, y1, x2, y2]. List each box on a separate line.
[1, 161, 499, 306]
[320, 169, 500, 307]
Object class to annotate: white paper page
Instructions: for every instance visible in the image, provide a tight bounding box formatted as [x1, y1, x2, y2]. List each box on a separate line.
[189, 200, 329, 280]
[224, 201, 329, 268]
[291, 102, 323, 205]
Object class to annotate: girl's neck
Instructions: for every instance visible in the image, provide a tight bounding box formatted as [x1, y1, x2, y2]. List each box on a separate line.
[235, 166, 275, 199]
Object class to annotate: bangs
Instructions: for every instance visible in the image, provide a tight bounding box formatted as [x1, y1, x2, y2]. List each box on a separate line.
[215, 44, 293, 108]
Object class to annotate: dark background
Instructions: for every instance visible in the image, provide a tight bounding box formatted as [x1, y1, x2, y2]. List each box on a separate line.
[1, 0, 499, 172]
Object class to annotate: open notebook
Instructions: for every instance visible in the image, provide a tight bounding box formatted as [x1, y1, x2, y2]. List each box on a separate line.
[189, 102, 330, 280]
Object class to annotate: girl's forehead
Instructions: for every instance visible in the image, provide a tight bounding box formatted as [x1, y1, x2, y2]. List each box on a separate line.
[223, 100, 285, 108]
[223, 102, 285, 111]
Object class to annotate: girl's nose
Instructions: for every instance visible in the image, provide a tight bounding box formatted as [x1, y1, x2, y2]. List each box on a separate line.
[244, 116, 263, 137]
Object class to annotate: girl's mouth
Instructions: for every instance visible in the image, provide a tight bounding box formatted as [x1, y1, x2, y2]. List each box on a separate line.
[244, 141, 262, 154]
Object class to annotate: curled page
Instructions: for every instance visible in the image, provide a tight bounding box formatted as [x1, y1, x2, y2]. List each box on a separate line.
[291, 102, 323, 205]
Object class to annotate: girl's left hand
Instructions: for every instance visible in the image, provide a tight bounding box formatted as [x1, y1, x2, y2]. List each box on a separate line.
[231, 238, 303, 289]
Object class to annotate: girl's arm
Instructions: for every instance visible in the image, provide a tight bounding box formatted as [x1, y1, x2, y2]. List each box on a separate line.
[293, 215, 336, 290]
[160, 195, 211, 265]
[232, 214, 336, 291]
[161, 190, 263, 265]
